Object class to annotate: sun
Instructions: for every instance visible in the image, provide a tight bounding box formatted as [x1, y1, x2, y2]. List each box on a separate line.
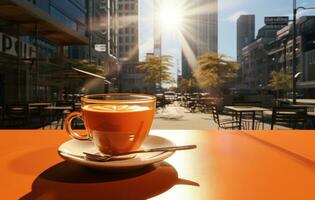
[158, 1, 183, 31]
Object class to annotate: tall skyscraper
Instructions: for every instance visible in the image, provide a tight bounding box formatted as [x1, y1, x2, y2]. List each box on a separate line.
[117, 0, 154, 93]
[181, 0, 218, 79]
[237, 15, 255, 62]
[116, 0, 139, 61]
[153, 0, 161, 57]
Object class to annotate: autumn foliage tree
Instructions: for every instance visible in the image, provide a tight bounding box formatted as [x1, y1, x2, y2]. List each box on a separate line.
[179, 78, 199, 93]
[269, 71, 292, 98]
[194, 52, 239, 90]
[137, 54, 174, 90]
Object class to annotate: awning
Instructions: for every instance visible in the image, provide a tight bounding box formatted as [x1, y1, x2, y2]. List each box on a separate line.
[0, 0, 88, 45]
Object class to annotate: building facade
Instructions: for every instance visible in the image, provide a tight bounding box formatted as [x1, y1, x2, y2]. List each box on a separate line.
[0, 0, 119, 104]
[237, 15, 255, 62]
[116, 0, 138, 60]
[118, 60, 155, 93]
[181, 0, 218, 79]
[153, 0, 161, 57]
[241, 38, 274, 89]
[240, 16, 288, 90]
[268, 16, 315, 97]
[0, 0, 89, 104]
[116, 0, 154, 93]
[240, 16, 315, 97]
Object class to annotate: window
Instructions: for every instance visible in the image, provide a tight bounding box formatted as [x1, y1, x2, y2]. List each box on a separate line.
[125, 37, 129, 43]
[50, 6, 77, 31]
[77, 24, 86, 36]
[51, 1, 86, 24]
[35, 1, 49, 12]
[125, 28, 130, 34]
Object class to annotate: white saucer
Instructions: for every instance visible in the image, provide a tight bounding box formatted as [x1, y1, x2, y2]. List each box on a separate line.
[58, 135, 175, 170]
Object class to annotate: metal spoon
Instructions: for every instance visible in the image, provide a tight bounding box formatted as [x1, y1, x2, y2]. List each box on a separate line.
[83, 145, 197, 162]
[83, 144, 197, 162]
[59, 145, 196, 162]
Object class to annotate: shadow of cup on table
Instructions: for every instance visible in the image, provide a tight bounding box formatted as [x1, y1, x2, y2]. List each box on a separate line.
[20, 161, 199, 200]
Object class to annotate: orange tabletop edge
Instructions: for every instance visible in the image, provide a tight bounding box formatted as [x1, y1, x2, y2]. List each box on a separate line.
[0, 129, 315, 200]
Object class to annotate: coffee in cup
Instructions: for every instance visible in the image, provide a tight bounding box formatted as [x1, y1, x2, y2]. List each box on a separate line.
[65, 94, 156, 155]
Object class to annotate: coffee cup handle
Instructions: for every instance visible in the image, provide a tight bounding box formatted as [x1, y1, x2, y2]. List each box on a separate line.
[64, 112, 90, 140]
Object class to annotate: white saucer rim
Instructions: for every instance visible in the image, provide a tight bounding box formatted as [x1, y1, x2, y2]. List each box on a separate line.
[58, 135, 175, 169]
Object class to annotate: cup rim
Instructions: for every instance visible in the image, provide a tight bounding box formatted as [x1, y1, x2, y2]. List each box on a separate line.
[81, 93, 156, 104]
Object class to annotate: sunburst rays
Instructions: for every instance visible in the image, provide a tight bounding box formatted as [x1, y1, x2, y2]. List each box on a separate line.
[152, 0, 218, 71]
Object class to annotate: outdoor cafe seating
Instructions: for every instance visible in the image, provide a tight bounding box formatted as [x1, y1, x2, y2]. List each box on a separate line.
[231, 101, 264, 129]
[271, 106, 307, 130]
[210, 103, 240, 129]
[218, 100, 313, 130]
[4, 104, 30, 128]
[0, 100, 82, 129]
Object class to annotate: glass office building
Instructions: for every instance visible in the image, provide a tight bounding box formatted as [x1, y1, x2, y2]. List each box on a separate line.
[0, 0, 89, 104]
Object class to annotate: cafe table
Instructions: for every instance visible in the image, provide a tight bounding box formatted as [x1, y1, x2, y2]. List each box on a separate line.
[44, 106, 73, 129]
[28, 103, 53, 107]
[224, 106, 270, 130]
[1, 129, 315, 200]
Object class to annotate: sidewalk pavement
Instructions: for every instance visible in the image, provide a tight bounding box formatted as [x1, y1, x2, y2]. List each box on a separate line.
[152, 103, 289, 130]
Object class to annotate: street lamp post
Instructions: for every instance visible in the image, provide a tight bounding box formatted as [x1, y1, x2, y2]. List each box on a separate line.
[292, 0, 297, 104]
[292, 0, 315, 104]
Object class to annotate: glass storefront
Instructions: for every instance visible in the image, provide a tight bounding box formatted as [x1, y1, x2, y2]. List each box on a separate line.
[28, 0, 87, 36]
[0, 20, 61, 104]
[0, 0, 93, 105]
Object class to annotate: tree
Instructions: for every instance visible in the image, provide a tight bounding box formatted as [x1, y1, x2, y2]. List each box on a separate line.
[179, 78, 199, 93]
[194, 52, 239, 89]
[137, 54, 174, 90]
[269, 71, 292, 97]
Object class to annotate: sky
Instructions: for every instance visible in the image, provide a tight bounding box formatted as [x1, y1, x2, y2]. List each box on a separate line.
[139, 0, 315, 80]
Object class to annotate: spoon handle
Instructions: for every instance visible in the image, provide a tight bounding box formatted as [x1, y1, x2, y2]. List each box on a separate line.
[115, 144, 197, 156]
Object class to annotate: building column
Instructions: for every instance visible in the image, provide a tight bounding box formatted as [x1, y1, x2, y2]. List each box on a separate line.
[35, 23, 39, 101]
[17, 23, 21, 103]
[58, 45, 65, 100]
[87, 0, 93, 63]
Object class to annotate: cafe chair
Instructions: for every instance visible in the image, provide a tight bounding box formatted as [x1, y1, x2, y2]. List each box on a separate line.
[0, 106, 3, 127]
[271, 107, 307, 130]
[5, 104, 30, 128]
[307, 112, 315, 129]
[210, 104, 240, 129]
[26, 103, 52, 129]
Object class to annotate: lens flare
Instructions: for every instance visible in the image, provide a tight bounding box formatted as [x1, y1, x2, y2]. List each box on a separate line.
[158, 1, 184, 31]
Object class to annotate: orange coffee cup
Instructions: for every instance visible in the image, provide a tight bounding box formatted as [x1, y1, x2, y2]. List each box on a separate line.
[65, 93, 156, 155]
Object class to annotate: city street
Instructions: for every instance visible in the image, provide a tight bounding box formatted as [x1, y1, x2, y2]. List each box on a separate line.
[39, 102, 291, 130]
[153, 105, 214, 130]
[152, 103, 288, 130]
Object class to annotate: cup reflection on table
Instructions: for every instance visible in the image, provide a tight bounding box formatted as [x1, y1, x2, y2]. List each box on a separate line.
[65, 93, 156, 155]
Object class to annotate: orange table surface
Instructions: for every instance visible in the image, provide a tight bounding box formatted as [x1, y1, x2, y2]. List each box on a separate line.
[1, 129, 315, 200]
